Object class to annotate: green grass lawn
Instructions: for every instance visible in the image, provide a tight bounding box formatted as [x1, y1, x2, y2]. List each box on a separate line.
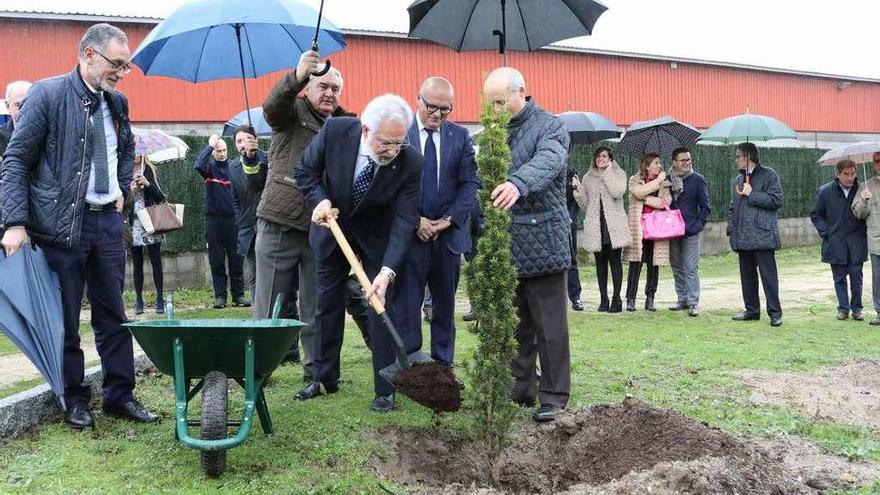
[2, 246, 880, 494]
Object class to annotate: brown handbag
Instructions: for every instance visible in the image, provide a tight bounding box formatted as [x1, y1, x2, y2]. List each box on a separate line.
[136, 203, 184, 234]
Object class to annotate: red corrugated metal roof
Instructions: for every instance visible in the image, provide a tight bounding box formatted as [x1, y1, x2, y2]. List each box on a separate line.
[1, 17, 877, 133]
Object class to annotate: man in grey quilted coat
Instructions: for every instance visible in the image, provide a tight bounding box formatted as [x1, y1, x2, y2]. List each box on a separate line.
[483, 67, 571, 423]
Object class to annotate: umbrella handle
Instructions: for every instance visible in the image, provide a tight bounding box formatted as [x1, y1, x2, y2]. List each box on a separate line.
[735, 174, 750, 195]
[310, 41, 332, 77]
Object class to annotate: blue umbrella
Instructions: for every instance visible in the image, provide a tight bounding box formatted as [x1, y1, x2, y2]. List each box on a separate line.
[0, 247, 65, 409]
[223, 107, 271, 137]
[132, 0, 345, 122]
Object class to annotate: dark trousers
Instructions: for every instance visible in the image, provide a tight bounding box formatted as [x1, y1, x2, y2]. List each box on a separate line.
[313, 244, 398, 396]
[40, 210, 134, 407]
[511, 271, 571, 408]
[205, 214, 244, 301]
[394, 238, 460, 367]
[567, 225, 582, 303]
[737, 249, 782, 318]
[131, 243, 163, 301]
[626, 240, 658, 300]
[595, 244, 623, 303]
[831, 263, 863, 313]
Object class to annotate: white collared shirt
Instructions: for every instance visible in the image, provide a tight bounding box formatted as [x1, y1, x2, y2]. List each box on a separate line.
[353, 135, 377, 182]
[83, 80, 121, 205]
[416, 113, 441, 187]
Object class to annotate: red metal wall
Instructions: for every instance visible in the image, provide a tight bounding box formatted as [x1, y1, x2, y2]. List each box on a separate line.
[1, 17, 877, 133]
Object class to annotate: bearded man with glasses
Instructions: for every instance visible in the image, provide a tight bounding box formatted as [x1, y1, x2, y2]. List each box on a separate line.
[2, 23, 158, 429]
[293, 94, 421, 412]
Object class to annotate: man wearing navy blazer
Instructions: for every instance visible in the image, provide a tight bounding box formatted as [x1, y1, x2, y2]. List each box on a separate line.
[394, 77, 479, 372]
[293, 94, 421, 412]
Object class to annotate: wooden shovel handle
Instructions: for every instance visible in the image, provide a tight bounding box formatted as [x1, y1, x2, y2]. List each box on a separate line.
[325, 216, 386, 314]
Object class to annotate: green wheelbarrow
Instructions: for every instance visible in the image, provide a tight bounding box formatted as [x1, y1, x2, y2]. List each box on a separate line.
[124, 294, 302, 477]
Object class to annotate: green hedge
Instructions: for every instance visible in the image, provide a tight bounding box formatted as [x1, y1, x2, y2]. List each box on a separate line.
[157, 136, 840, 252]
[568, 142, 841, 224]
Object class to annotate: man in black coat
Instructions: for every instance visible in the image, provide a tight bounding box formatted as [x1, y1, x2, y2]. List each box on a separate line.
[229, 124, 267, 299]
[810, 159, 867, 320]
[1, 24, 157, 429]
[293, 94, 421, 412]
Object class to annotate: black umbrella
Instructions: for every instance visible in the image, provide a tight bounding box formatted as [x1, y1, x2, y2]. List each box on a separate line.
[557, 111, 620, 145]
[407, 0, 608, 63]
[0, 246, 66, 409]
[614, 116, 701, 158]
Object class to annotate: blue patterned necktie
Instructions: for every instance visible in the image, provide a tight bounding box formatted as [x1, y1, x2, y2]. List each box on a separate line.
[91, 93, 110, 194]
[352, 156, 376, 206]
[421, 128, 440, 218]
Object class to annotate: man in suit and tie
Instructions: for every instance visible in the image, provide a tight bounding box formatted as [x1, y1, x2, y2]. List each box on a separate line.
[293, 94, 421, 412]
[394, 77, 479, 374]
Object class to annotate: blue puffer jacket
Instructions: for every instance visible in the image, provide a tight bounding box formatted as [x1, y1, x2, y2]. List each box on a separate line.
[1, 67, 134, 248]
[506, 99, 571, 278]
[726, 163, 783, 251]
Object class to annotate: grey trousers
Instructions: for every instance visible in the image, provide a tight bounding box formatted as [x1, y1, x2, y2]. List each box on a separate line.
[871, 254, 880, 313]
[253, 218, 316, 379]
[669, 234, 701, 306]
[511, 271, 571, 409]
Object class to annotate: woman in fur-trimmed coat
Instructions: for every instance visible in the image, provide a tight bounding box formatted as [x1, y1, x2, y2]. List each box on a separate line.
[573, 146, 630, 313]
[623, 154, 672, 312]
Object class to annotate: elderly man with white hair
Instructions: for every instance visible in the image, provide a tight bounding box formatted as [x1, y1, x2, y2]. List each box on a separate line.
[0, 80, 32, 158]
[293, 93, 422, 412]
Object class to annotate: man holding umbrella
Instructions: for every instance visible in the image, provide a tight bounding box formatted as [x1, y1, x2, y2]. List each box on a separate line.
[1, 23, 158, 428]
[250, 50, 353, 380]
[851, 152, 880, 325]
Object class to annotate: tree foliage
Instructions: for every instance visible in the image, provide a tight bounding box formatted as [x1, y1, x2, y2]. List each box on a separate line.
[466, 100, 520, 457]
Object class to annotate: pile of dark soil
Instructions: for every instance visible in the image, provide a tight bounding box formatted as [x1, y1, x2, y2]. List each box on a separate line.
[394, 362, 461, 413]
[372, 398, 879, 494]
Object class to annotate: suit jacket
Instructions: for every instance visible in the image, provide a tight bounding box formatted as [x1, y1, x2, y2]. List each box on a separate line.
[294, 117, 422, 271]
[407, 120, 479, 254]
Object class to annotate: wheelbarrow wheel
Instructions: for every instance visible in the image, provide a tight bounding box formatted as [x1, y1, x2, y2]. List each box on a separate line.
[201, 370, 228, 477]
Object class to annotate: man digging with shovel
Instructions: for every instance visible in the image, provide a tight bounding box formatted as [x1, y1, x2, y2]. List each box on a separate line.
[294, 94, 460, 413]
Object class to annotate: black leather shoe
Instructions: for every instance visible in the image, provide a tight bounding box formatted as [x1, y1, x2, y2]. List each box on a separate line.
[572, 300, 585, 311]
[770, 316, 783, 327]
[596, 299, 609, 312]
[732, 311, 760, 321]
[295, 382, 323, 401]
[232, 296, 251, 307]
[462, 311, 476, 322]
[212, 297, 226, 309]
[102, 399, 159, 423]
[371, 394, 395, 412]
[645, 297, 656, 312]
[608, 297, 622, 313]
[626, 299, 636, 312]
[134, 299, 144, 315]
[533, 404, 560, 423]
[64, 402, 95, 429]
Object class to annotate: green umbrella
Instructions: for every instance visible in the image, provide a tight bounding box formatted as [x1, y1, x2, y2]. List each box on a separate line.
[699, 113, 797, 144]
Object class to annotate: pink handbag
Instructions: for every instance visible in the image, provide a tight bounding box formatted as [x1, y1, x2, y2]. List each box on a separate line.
[641, 209, 685, 240]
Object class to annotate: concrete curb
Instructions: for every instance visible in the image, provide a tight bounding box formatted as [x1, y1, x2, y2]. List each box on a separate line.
[0, 354, 154, 440]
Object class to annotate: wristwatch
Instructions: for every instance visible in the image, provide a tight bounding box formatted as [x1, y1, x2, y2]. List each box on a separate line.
[442, 215, 455, 226]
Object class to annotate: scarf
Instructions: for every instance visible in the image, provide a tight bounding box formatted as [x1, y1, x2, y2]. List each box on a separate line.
[669, 167, 693, 202]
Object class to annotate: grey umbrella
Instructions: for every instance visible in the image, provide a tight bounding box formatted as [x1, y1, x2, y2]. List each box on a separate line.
[407, 0, 608, 62]
[557, 111, 620, 145]
[614, 116, 701, 158]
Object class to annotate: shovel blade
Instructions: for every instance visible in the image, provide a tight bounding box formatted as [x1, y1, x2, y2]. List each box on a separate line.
[379, 351, 434, 384]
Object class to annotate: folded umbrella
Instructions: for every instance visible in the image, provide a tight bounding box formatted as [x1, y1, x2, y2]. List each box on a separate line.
[223, 107, 271, 137]
[132, 127, 189, 163]
[614, 115, 701, 158]
[557, 111, 620, 145]
[0, 246, 66, 409]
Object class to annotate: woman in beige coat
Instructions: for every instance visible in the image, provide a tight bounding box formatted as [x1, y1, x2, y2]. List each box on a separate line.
[624, 153, 672, 311]
[573, 146, 631, 312]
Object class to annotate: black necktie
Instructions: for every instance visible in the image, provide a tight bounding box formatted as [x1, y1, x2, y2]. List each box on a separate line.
[352, 156, 376, 206]
[91, 93, 109, 194]
[422, 128, 439, 218]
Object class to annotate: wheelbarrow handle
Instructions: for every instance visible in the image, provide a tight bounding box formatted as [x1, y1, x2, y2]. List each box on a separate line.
[271, 293, 284, 320]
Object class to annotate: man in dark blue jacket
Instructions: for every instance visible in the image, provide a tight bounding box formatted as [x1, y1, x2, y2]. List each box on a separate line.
[195, 135, 246, 309]
[394, 77, 479, 371]
[810, 160, 867, 320]
[1, 23, 157, 429]
[229, 125, 267, 299]
[293, 94, 421, 412]
[668, 148, 711, 316]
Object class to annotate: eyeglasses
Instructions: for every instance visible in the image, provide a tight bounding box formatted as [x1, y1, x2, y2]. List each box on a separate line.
[375, 139, 409, 151]
[419, 95, 452, 116]
[91, 47, 133, 74]
[674, 157, 692, 163]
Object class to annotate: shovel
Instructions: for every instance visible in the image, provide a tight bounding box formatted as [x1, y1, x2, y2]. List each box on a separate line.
[324, 216, 433, 384]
